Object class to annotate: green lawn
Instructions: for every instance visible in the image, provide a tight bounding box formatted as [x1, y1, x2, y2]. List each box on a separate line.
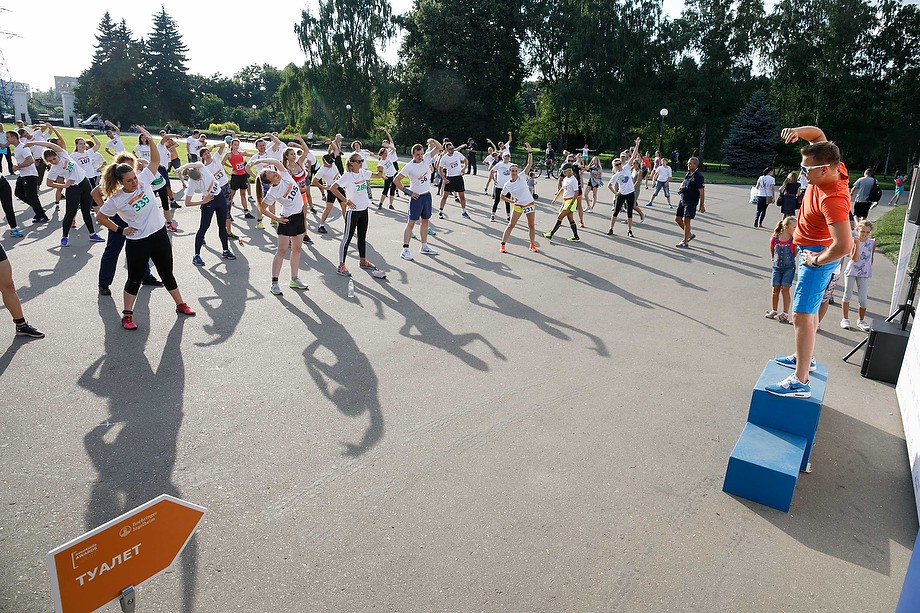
[873, 204, 919, 264]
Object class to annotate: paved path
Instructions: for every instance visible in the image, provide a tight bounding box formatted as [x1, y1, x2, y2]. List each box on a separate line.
[0, 170, 915, 612]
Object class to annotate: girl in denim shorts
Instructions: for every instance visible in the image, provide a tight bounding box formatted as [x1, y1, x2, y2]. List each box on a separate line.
[766, 216, 797, 323]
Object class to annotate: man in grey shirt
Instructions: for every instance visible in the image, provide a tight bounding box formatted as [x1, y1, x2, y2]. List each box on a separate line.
[850, 168, 877, 221]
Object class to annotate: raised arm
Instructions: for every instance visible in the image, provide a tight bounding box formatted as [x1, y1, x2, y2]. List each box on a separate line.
[105, 120, 120, 135]
[522, 142, 533, 175]
[142, 127, 160, 169]
[267, 133, 284, 153]
[175, 161, 204, 174]
[380, 127, 395, 148]
[86, 131, 101, 152]
[426, 138, 443, 156]
[27, 140, 65, 155]
[781, 125, 828, 145]
[627, 137, 641, 166]
[506, 131, 513, 149]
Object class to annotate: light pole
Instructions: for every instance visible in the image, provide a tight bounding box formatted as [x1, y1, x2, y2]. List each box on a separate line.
[658, 108, 668, 156]
[345, 104, 352, 139]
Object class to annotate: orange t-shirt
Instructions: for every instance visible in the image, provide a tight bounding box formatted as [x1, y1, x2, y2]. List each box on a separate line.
[793, 162, 851, 247]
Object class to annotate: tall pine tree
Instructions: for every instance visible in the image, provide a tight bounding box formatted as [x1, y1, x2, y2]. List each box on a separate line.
[722, 90, 779, 176]
[75, 14, 146, 123]
[145, 7, 191, 124]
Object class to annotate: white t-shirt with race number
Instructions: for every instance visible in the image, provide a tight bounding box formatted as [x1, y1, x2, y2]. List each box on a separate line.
[98, 167, 166, 240]
[186, 166, 222, 200]
[333, 170, 373, 211]
[400, 152, 434, 194]
[47, 152, 87, 185]
[501, 176, 534, 207]
[263, 173, 304, 218]
[440, 152, 465, 177]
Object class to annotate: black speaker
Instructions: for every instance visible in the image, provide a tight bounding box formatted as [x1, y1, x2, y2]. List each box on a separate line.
[861, 320, 911, 383]
[907, 167, 920, 225]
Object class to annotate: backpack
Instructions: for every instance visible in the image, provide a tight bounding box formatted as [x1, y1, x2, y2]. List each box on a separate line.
[868, 178, 882, 203]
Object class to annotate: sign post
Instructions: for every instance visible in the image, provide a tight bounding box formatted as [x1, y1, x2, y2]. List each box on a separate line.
[46, 494, 206, 613]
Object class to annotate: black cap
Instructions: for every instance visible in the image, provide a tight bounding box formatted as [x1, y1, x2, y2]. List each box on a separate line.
[561, 163, 574, 172]
[322, 154, 336, 164]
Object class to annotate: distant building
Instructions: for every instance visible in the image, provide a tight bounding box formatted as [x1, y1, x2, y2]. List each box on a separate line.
[54, 77, 79, 97]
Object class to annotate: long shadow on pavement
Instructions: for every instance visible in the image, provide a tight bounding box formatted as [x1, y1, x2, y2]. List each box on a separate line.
[77, 299, 198, 610]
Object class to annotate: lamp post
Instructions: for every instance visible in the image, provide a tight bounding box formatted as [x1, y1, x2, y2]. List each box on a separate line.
[345, 104, 353, 139]
[658, 108, 668, 156]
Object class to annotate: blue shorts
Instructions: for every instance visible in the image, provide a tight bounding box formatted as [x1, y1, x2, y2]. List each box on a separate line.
[409, 192, 432, 221]
[772, 266, 795, 287]
[792, 246, 837, 314]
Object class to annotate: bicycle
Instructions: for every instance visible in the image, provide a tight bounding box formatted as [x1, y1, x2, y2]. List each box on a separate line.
[532, 156, 558, 179]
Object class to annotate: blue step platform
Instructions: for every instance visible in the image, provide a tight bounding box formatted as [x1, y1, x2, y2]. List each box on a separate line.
[722, 360, 828, 512]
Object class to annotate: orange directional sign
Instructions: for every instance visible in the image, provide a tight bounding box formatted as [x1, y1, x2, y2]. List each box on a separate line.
[46, 494, 206, 613]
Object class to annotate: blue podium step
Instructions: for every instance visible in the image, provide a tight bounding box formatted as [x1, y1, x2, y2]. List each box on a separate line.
[723, 422, 807, 512]
[748, 360, 827, 471]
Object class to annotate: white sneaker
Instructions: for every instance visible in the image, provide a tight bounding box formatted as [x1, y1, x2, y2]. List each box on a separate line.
[270, 282, 282, 296]
[400, 247, 413, 261]
[840, 318, 851, 329]
[420, 244, 438, 255]
[857, 320, 871, 332]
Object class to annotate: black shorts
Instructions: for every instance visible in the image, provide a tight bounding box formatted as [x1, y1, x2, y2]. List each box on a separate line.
[853, 201, 871, 218]
[325, 187, 338, 204]
[169, 158, 180, 170]
[676, 201, 698, 219]
[0, 242, 7, 263]
[277, 209, 306, 236]
[229, 174, 249, 191]
[445, 175, 465, 193]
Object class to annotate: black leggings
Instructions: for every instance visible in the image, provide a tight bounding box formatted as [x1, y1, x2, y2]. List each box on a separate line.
[125, 227, 177, 295]
[755, 196, 768, 224]
[492, 187, 510, 215]
[339, 209, 368, 262]
[381, 176, 397, 198]
[0, 176, 14, 228]
[613, 191, 636, 218]
[195, 195, 229, 254]
[63, 179, 96, 237]
[155, 185, 170, 211]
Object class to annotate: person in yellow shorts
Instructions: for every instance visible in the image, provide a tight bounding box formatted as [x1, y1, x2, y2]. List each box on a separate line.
[543, 163, 580, 242]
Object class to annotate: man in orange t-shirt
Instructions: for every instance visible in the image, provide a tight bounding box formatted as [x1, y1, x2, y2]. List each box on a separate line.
[767, 126, 853, 398]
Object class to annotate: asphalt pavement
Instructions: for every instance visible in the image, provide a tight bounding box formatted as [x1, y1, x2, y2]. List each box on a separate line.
[0, 166, 916, 612]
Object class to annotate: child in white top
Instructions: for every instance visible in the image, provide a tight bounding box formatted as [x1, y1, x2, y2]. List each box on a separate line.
[841, 219, 876, 332]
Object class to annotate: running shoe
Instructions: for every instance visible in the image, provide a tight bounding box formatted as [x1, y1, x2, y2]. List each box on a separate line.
[427, 228, 436, 236]
[857, 320, 871, 332]
[222, 250, 237, 261]
[317, 225, 328, 234]
[507, 216, 511, 222]
[99, 285, 112, 296]
[227, 232, 239, 240]
[567, 236, 580, 242]
[765, 310, 778, 319]
[359, 259, 376, 270]
[257, 221, 265, 229]
[438, 211, 445, 219]
[667, 203, 673, 208]
[765, 374, 811, 398]
[244, 212, 255, 219]
[543, 232, 553, 239]
[778, 312, 790, 323]
[33, 216, 49, 224]
[411, 232, 418, 240]
[774, 354, 817, 372]
[167, 223, 177, 232]
[401, 247, 413, 261]
[15, 322, 44, 339]
[606, 229, 614, 236]
[9, 228, 23, 238]
[645, 202, 653, 207]
[170, 200, 181, 209]
[176, 303, 196, 316]
[500, 244, 506, 253]
[305, 235, 314, 245]
[54, 202, 60, 211]
[71, 220, 77, 228]
[248, 196, 256, 204]
[840, 318, 851, 329]
[490, 214, 496, 222]
[60, 237, 69, 247]
[289, 278, 308, 290]
[122, 314, 138, 330]
[461, 211, 471, 219]
[192, 254, 205, 267]
[627, 230, 634, 237]
[271, 219, 278, 227]
[89, 233, 104, 242]
[420, 244, 438, 255]
[676, 241, 689, 248]
[270, 282, 283, 296]
[337, 263, 351, 277]
[529, 244, 539, 253]
[388, 204, 395, 210]
[688, 233, 697, 242]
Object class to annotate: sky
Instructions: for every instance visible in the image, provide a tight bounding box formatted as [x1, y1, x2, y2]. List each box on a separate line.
[1, 0, 683, 92]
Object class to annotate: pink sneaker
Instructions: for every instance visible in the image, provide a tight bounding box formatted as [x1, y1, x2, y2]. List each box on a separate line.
[176, 303, 196, 316]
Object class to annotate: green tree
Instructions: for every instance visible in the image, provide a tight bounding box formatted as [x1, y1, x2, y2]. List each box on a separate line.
[294, 0, 395, 136]
[145, 6, 191, 124]
[722, 90, 779, 176]
[396, 0, 526, 145]
[75, 14, 146, 123]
